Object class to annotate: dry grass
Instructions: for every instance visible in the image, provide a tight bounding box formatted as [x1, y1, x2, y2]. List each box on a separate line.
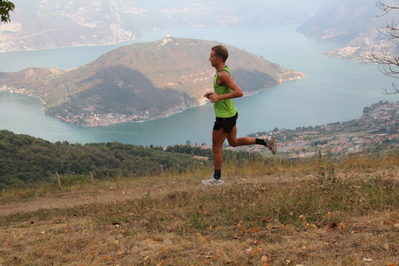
[1, 153, 399, 266]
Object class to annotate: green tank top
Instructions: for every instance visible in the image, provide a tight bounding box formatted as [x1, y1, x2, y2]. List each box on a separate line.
[213, 66, 238, 118]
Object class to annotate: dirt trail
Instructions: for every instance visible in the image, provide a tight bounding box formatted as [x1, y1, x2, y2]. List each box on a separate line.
[0, 181, 178, 216]
[0, 176, 280, 217]
[2, 169, 388, 217]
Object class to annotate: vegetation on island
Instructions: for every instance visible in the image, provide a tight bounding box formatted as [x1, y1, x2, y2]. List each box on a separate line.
[0, 38, 304, 127]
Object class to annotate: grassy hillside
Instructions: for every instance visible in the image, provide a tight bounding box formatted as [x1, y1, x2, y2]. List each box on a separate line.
[0, 152, 398, 265]
[0, 38, 304, 126]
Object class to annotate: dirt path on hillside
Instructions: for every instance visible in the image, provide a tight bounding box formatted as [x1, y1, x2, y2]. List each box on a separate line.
[0, 181, 185, 216]
[0, 175, 285, 217]
[2, 169, 394, 217]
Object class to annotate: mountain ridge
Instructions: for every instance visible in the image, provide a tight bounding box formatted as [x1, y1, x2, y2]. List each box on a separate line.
[0, 0, 323, 52]
[296, 0, 398, 63]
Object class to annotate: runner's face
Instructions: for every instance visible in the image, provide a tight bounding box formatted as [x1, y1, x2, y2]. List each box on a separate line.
[209, 50, 220, 67]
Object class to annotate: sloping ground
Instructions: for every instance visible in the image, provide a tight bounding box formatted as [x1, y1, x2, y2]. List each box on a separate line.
[0, 159, 398, 266]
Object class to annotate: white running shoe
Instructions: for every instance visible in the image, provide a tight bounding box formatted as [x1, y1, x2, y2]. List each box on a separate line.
[202, 176, 224, 186]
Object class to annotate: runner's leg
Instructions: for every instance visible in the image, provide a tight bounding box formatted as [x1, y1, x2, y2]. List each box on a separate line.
[227, 126, 256, 147]
[212, 128, 228, 171]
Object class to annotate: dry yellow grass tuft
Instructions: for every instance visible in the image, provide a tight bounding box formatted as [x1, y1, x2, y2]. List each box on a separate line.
[0, 153, 399, 265]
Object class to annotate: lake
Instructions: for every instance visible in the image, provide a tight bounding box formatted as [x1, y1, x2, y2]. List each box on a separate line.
[1, 24, 398, 146]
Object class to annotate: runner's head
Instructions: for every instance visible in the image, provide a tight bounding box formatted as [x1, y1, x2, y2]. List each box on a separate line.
[211, 45, 229, 62]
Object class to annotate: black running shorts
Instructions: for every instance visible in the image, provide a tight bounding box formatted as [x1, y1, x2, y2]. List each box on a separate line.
[213, 112, 238, 133]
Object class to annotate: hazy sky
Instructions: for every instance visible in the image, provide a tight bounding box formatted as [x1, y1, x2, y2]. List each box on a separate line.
[0, 0, 329, 52]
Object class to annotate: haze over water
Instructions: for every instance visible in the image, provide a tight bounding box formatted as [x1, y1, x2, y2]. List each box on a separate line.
[1, 24, 398, 146]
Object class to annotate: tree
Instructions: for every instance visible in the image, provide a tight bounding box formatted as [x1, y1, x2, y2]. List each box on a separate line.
[0, 0, 15, 23]
[371, 0, 399, 94]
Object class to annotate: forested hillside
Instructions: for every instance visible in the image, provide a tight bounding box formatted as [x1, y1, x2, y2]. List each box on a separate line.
[0, 130, 263, 189]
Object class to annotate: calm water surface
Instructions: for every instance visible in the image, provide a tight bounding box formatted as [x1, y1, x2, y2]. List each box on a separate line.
[0, 24, 398, 146]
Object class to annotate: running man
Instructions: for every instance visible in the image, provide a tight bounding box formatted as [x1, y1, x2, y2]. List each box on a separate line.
[202, 45, 277, 186]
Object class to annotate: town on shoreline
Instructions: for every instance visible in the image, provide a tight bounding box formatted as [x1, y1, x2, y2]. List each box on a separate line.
[194, 100, 399, 158]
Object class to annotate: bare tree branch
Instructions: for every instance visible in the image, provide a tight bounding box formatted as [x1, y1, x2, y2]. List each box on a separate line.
[383, 83, 399, 94]
[373, 0, 399, 94]
[375, 0, 399, 17]
[378, 20, 399, 39]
